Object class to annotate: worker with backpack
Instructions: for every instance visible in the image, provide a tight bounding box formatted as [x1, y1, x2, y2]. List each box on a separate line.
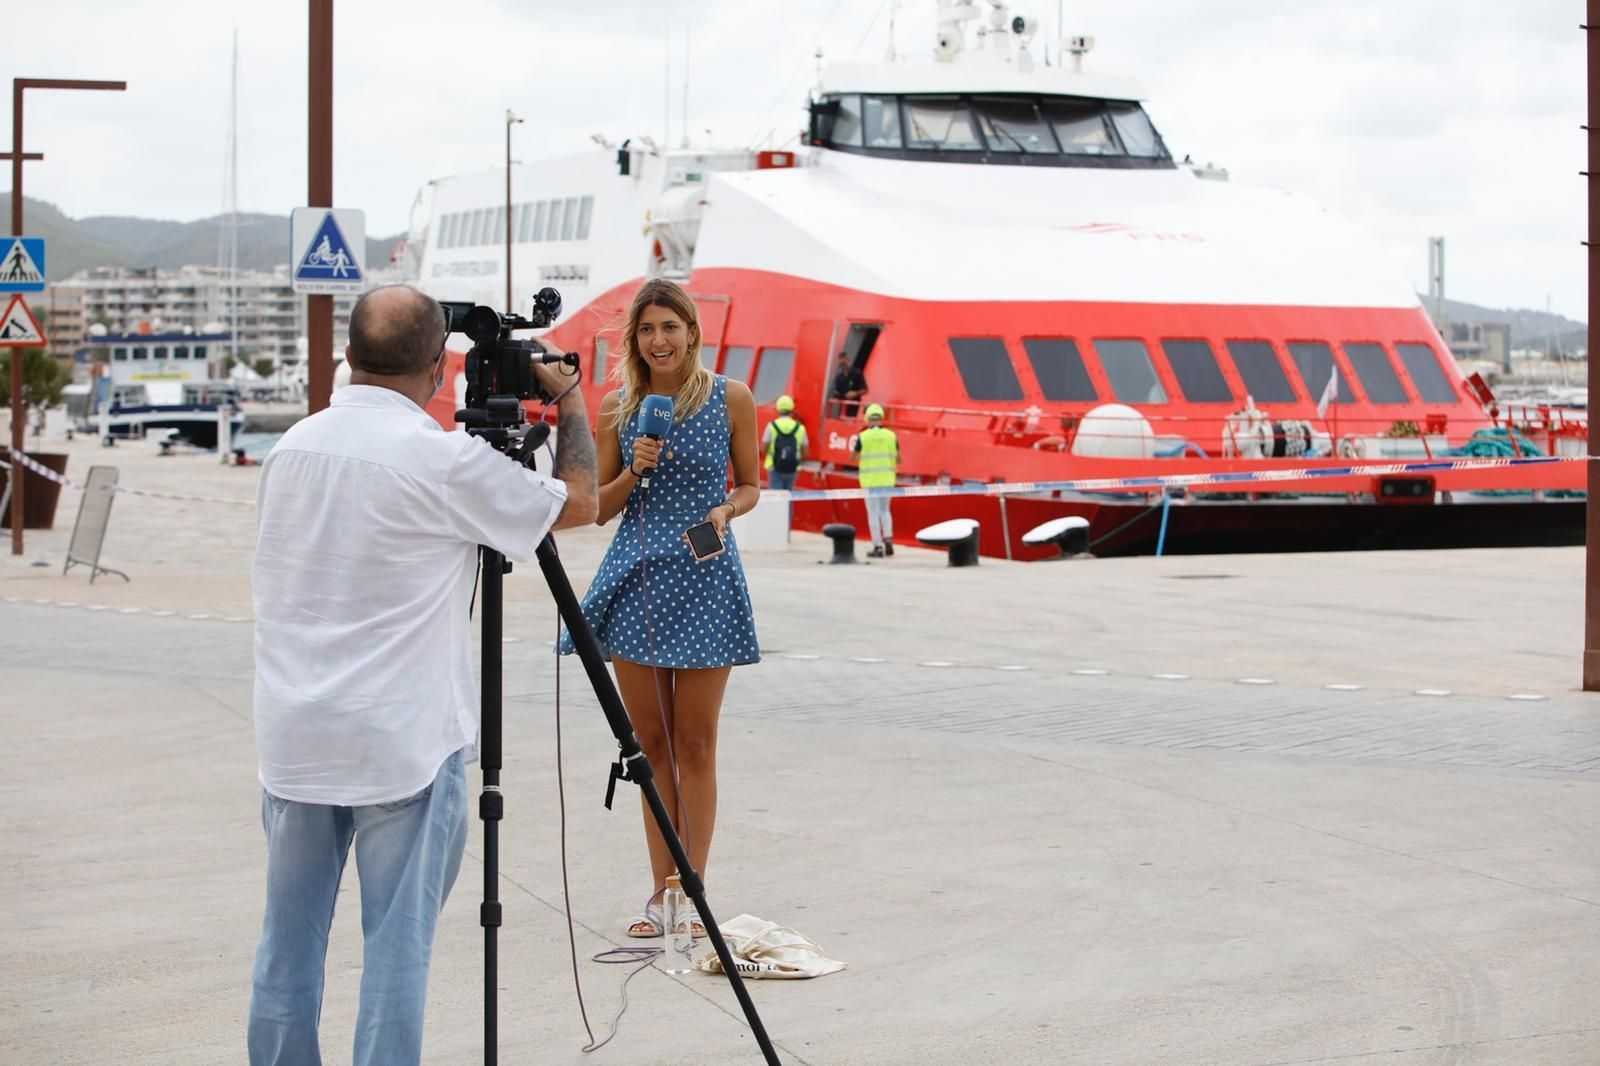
[762, 395, 808, 491]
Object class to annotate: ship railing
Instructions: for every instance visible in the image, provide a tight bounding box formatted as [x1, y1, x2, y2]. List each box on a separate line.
[847, 401, 1491, 454]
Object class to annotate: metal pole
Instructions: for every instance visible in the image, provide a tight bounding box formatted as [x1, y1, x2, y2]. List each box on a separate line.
[505, 111, 520, 311]
[1586, 3, 1600, 689]
[8, 77, 124, 554]
[10, 79, 24, 554]
[307, 0, 334, 414]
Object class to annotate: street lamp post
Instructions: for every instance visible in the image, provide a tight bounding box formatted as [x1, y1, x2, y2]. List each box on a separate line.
[8, 77, 126, 556]
[505, 109, 522, 311]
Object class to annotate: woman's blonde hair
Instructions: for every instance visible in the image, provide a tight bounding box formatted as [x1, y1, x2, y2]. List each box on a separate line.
[608, 278, 714, 431]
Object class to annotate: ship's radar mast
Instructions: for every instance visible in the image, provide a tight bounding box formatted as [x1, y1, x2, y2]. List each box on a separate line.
[932, 1, 1055, 72]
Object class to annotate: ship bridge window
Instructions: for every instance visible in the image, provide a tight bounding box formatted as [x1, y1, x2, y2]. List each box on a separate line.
[439, 214, 457, 249]
[1041, 99, 1117, 155]
[1094, 339, 1168, 404]
[174, 345, 190, 361]
[815, 94, 863, 147]
[1287, 342, 1354, 406]
[973, 98, 1056, 154]
[112, 347, 129, 362]
[1343, 343, 1411, 404]
[863, 95, 902, 149]
[492, 206, 506, 244]
[904, 97, 983, 152]
[532, 201, 548, 242]
[949, 337, 1024, 401]
[721, 346, 755, 383]
[594, 337, 609, 382]
[1226, 341, 1298, 403]
[152, 346, 169, 361]
[548, 200, 567, 241]
[577, 195, 594, 240]
[752, 348, 796, 404]
[1108, 102, 1166, 158]
[1395, 343, 1458, 403]
[1023, 338, 1097, 401]
[516, 204, 533, 243]
[1161, 340, 1234, 403]
[700, 345, 718, 369]
[562, 197, 580, 240]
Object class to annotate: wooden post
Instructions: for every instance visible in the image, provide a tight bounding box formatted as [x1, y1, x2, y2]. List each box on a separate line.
[307, 0, 334, 413]
[1587, 4, 1600, 688]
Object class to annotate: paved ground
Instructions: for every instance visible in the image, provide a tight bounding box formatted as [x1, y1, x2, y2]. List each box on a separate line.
[4, 437, 1600, 1064]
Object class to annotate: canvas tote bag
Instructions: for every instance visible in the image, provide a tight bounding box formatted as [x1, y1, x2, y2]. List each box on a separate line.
[694, 914, 846, 979]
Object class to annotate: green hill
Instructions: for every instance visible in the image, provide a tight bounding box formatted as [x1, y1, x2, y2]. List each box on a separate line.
[0, 194, 401, 279]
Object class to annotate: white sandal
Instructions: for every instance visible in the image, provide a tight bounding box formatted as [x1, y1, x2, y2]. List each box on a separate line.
[627, 904, 663, 939]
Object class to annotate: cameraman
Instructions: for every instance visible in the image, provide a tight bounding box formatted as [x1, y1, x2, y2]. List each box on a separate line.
[247, 284, 597, 1066]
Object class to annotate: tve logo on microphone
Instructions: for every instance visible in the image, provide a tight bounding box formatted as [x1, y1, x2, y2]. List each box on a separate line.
[636, 395, 673, 488]
[639, 395, 673, 440]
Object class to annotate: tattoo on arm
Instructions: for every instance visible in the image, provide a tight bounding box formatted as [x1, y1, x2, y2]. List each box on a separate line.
[553, 403, 598, 487]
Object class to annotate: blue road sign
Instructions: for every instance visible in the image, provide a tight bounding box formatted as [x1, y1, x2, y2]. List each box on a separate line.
[0, 238, 46, 293]
[290, 209, 364, 294]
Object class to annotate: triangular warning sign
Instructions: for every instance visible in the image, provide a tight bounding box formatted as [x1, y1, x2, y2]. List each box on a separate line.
[0, 239, 43, 287]
[294, 213, 362, 282]
[0, 294, 45, 346]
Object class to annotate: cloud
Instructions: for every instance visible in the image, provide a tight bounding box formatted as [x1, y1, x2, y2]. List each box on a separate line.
[5, 0, 1590, 318]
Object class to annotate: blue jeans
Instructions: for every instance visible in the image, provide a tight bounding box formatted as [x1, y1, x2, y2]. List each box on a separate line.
[248, 750, 468, 1066]
[768, 470, 797, 491]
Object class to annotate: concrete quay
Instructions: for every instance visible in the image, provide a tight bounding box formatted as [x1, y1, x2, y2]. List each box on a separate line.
[3, 435, 1599, 1065]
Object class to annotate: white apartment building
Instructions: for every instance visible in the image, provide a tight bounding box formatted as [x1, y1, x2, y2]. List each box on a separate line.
[73, 265, 393, 363]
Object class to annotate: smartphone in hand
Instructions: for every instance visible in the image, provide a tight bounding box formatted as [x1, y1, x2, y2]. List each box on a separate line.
[684, 520, 725, 561]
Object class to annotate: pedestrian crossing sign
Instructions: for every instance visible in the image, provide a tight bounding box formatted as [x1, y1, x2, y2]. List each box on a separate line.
[0, 237, 46, 293]
[290, 207, 365, 294]
[0, 293, 47, 347]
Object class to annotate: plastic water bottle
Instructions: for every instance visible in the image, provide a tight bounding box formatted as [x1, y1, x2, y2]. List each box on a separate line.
[661, 874, 695, 975]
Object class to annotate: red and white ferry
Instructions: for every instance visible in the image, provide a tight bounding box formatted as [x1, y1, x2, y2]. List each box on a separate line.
[408, 1, 1585, 557]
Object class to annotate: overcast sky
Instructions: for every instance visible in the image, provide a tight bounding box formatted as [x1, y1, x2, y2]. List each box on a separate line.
[7, 0, 1587, 319]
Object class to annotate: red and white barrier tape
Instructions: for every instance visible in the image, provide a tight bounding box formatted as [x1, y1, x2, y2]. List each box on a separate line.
[6, 449, 1589, 510]
[6, 450, 256, 506]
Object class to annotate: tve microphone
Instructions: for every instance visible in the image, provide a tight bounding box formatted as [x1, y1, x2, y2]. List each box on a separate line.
[637, 394, 674, 488]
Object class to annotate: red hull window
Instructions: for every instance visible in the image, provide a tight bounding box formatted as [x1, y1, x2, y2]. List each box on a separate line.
[949, 337, 1025, 401]
[752, 348, 796, 403]
[1395, 344, 1457, 404]
[1022, 338, 1098, 402]
[1226, 340, 1298, 404]
[1093, 339, 1168, 405]
[1161, 340, 1234, 404]
[1287, 341, 1354, 405]
[722, 346, 755, 383]
[1343, 343, 1411, 404]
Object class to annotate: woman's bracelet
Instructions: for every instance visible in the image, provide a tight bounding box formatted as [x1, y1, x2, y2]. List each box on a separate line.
[719, 498, 740, 518]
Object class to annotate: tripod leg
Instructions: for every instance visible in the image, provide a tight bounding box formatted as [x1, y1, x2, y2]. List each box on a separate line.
[534, 536, 782, 1066]
[480, 548, 506, 1066]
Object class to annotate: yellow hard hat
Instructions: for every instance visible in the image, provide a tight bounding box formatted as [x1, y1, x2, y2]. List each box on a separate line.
[865, 403, 885, 420]
[775, 394, 795, 412]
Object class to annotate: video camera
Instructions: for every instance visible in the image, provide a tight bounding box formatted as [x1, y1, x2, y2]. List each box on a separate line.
[442, 287, 577, 428]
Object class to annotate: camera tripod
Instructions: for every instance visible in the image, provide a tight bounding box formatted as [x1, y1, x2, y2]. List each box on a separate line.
[463, 403, 782, 1066]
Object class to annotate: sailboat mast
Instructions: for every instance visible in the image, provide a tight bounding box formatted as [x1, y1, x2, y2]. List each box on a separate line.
[228, 30, 239, 374]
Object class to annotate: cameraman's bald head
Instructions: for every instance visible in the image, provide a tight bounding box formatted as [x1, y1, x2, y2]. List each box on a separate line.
[346, 284, 447, 378]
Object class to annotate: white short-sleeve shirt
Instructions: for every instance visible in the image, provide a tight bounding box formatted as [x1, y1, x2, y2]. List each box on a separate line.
[252, 384, 567, 805]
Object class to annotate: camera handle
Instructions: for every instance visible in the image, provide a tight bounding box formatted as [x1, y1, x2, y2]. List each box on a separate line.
[474, 420, 782, 1066]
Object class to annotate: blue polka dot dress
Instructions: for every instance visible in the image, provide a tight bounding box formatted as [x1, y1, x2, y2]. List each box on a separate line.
[558, 375, 760, 668]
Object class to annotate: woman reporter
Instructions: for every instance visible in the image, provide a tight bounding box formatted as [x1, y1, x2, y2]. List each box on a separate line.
[559, 278, 760, 938]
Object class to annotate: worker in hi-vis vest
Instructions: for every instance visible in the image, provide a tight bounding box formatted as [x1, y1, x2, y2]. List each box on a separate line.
[762, 395, 809, 491]
[853, 402, 899, 558]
